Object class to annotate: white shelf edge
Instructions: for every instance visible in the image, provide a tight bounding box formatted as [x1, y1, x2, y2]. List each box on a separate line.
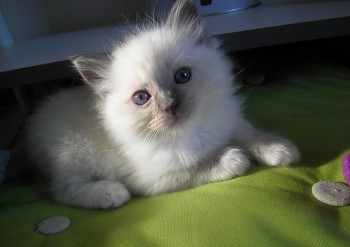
[1, 0, 350, 88]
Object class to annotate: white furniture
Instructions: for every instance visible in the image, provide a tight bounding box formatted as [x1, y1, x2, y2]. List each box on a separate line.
[1, 0, 350, 89]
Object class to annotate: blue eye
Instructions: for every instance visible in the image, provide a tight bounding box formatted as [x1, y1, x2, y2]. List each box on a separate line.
[174, 67, 192, 84]
[132, 91, 151, 105]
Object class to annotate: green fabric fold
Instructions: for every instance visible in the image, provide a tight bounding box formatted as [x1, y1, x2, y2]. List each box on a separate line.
[1, 56, 350, 246]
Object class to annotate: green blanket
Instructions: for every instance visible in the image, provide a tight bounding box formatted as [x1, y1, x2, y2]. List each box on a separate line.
[1, 55, 350, 246]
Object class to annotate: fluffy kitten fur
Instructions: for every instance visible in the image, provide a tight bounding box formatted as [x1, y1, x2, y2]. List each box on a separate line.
[27, 0, 300, 209]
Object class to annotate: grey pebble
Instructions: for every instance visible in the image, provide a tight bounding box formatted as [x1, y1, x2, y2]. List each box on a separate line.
[312, 181, 350, 206]
[36, 216, 71, 235]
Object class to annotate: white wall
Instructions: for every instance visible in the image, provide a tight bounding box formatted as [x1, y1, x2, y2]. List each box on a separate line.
[0, 0, 158, 43]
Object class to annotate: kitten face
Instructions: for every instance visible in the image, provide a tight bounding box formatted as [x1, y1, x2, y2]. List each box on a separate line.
[110, 32, 196, 132]
[102, 28, 234, 142]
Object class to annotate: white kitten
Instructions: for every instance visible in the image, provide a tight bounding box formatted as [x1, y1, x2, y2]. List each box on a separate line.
[26, 0, 300, 209]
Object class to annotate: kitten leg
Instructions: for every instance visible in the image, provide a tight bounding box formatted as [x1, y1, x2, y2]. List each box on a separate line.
[236, 120, 300, 166]
[186, 148, 251, 188]
[45, 133, 131, 209]
[51, 177, 131, 209]
[143, 148, 250, 195]
[208, 147, 251, 182]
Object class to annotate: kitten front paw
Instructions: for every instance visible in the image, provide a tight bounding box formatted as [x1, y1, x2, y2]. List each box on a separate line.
[54, 180, 131, 209]
[210, 148, 251, 182]
[252, 139, 300, 167]
[97, 181, 132, 209]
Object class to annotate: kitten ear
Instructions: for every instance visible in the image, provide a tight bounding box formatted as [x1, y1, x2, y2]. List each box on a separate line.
[71, 55, 110, 98]
[165, 0, 216, 47]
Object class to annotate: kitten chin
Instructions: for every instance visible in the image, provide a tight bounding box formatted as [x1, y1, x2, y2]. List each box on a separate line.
[26, 0, 300, 209]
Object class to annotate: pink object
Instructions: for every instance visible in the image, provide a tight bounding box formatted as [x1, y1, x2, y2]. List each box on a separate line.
[342, 154, 350, 185]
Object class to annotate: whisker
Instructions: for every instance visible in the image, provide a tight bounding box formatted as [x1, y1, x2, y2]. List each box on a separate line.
[195, 76, 222, 94]
[200, 87, 232, 99]
[102, 44, 113, 61]
[233, 58, 261, 78]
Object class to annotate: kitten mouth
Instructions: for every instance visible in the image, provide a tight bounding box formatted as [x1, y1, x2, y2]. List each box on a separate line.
[148, 113, 185, 131]
[171, 115, 184, 126]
